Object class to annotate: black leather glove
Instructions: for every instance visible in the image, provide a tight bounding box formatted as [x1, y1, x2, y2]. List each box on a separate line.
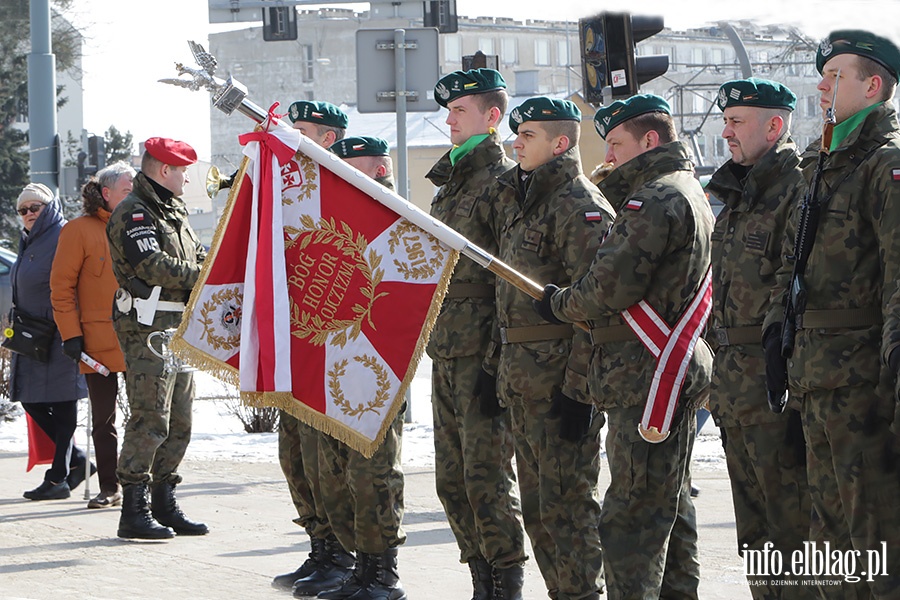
[62, 336, 84, 362]
[221, 168, 239, 189]
[533, 284, 564, 325]
[763, 324, 788, 414]
[474, 368, 504, 418]
[550, 389, 593, 442]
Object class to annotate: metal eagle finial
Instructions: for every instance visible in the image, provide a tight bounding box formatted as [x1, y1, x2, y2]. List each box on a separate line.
[159, 40, 220, 93]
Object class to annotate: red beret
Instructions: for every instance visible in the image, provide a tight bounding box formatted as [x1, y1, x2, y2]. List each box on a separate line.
[144, 137, 197, 166]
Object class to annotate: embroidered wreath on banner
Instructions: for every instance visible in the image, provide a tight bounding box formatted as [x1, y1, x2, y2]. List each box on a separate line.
[282, 154, 319, 206]
[289, 216, 388, 348]
[387, 221, 446, 280]
[198, 287, 242, 352]
[328, 355, 390, 417]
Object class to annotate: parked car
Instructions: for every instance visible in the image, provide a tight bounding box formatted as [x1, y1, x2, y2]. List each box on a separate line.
[0, 247, 16, 322]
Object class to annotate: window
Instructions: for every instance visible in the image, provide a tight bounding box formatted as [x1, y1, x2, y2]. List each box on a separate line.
[715, 137, 727, 158]
[300, 44, 314, 82]
[691, 47, 704, 65]
[710, 48, 725, 66]
[557, 39, 570, 66]
[501, 38, 517, 65]
[479, 38, 494, 55]
[535, 39, 550, 66]
[693, 91, 708, 114]
[806, 96, 818, 118]
[445, 35, 461, 64]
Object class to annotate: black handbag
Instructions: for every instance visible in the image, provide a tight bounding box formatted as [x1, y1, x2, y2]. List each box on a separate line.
[2, 307, 57, 362]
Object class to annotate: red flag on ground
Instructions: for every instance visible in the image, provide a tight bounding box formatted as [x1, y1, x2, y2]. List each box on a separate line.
[26, 412, 55, 472]
[173, 115, 459, 457]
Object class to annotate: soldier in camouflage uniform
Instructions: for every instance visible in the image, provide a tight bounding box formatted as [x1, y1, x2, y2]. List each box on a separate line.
[763, 31, 900, 598]
[299, 137, 406, 600]
[488, 97, 611, 600]
[706, 78, 812, 598]
[273, 101, 355, 593]
[107, 138, 208, 540]
[426, 69, 527, 600]
[536, 95, 713, 600]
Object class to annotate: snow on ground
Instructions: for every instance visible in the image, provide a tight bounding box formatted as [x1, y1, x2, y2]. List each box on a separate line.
[0, 356, 726, 471]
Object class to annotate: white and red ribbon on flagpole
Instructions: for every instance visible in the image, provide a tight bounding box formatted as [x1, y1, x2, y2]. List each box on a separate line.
[237, 106, 301, 394]
[621, 267, 713, 442]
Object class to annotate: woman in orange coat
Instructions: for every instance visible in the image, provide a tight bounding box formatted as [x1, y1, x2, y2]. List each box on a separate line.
[51, 161, 135, 508]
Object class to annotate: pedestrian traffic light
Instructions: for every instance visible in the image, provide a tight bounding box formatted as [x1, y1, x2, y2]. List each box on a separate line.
[88, 135, 106, 171]
[579, 12, 669, 103]
[262, 4, 298, 42]
[423, 0, 458, 34]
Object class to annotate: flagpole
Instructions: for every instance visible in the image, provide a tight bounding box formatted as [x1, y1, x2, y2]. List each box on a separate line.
[161, 42, 586, 331]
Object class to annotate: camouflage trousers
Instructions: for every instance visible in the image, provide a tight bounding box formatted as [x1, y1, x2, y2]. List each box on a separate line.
[318, 409, 406, 554]
[116, 366, 194, 485]
[278, 411, 331, 538]
[508, 400, 604, 600]
[802, 384, 900, 599]
[431, 354, 526, 569]
[601, 404, 699, 600]
[721, 415, 815, 599]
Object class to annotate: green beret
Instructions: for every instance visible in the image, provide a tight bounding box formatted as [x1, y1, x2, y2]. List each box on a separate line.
[509, 97, 581, 134]
[434, 69, 506, 108]
[287, 101, 349, 129]
[330, 136, 390, 159]
[593, 94, 671, 140]
[717, 78, 797, 111]
[817, 30, 900, 81]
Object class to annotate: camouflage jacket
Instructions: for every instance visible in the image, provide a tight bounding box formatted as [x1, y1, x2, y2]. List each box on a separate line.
[706, 135, 804, 426]
[486, 147, 614, 405]
[107, 172, 207, 333]
[425, 131, 515, 360]
[765, 102, 900, 404]
[550, 141, 714, 410]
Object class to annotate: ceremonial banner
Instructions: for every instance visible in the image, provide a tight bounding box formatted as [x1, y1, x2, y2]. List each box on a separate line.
[173, 114, 458, 456]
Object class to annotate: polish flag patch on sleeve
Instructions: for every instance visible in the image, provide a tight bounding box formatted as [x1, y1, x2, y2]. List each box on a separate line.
[892, 168, 900, 181]
[625, 200, 643, 210]
[584, 211, 604, 222]
[132, 212, 145, 222]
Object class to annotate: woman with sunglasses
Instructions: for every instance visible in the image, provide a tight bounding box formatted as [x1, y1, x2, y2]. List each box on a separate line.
[10, 183, 89, 501]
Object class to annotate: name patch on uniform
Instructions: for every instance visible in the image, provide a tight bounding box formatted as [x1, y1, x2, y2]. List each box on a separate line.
[584, 211, 604, 223]
[892, 168, 900, 181]
[625, 200, 643, 210]
[521, 228, 542, 253]
[745, 230, 769, 253]
[455, 195, 475, 218]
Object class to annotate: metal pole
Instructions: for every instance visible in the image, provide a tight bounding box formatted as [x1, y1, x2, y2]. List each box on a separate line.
[28, 0, 58, 193]
[393, 29, 413, 423]
[83, 402, 92, 500]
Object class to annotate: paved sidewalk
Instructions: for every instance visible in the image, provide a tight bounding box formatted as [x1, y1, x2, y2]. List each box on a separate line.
[0, 450, 751, 599]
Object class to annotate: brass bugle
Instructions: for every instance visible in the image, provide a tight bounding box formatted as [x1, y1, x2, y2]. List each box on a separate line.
[206, 165, 233, 199]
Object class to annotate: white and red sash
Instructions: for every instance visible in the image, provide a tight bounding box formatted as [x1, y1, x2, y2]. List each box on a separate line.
[620, 267, 713, 442]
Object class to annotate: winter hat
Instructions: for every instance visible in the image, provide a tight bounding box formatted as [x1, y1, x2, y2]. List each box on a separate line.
[17, 183, 53, 209]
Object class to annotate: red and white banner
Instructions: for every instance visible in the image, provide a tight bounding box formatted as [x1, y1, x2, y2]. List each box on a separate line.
[173, 113, 458, 456]
[621, 267, 713, 442]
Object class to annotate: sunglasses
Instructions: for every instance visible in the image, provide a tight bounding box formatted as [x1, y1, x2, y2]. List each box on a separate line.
[17, 203, 44, 216]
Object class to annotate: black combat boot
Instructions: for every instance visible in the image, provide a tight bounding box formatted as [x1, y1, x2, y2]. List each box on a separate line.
[491, 564, 524, 600]
[317, 553, 370, 599]
[117, 483, 174, 540]
[292, 535, 355, 597]
[468, 557, 493, 600]
[273, 533, 328, 590]
[150, 481, 209, 535]
[346, 548, 406, 600]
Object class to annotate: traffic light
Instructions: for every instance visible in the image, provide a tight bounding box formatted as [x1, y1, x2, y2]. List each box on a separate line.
[579, 12, 669, 103]
[423, 0, 458, 34]
[262, 4, 298, 42]
[88, 135, 106, 171]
